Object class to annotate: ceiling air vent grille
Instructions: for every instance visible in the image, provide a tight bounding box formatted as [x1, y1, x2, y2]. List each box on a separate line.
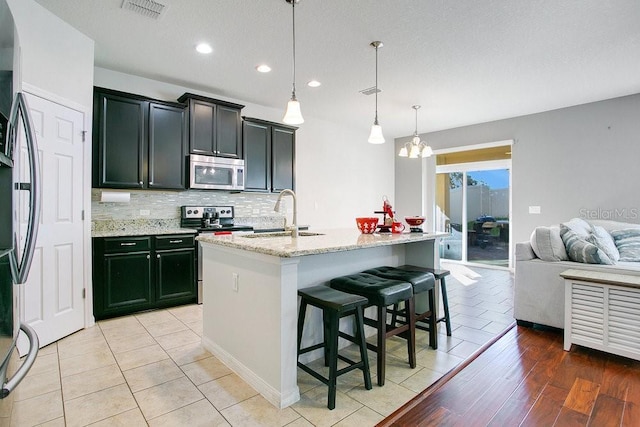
[359, 86, 381, 96]
[121, 0, 167, 20]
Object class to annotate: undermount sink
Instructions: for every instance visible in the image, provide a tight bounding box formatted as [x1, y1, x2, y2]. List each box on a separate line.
[243, 231, 325, 238]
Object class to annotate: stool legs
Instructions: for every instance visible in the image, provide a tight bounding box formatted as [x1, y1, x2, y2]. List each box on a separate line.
[373, 300, 416, 386]
[326, 311, 339, 410]
[438, 277, 452, 336]
[354, 306, 372, 391]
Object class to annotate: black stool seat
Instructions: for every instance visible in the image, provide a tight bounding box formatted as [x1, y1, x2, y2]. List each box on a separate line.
[363, 266, 438, 349]
[330, 273, 415, 386]
[299, 285, 370, 312]
[297, 286, 372, 410]
[363, 266, 435, 294]
[396, 266, 452, 336]
[329, 272, 412, 306]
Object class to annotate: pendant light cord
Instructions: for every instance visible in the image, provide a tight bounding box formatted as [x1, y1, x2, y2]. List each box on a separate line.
[291, 0, 297, 99]
[374, 43, 379, 124]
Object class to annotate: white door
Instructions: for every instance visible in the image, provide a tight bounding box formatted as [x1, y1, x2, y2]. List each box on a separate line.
[17, 93, 86, 348]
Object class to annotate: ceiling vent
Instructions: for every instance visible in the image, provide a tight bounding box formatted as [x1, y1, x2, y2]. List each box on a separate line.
[121, 0, 167, 20]
[359, 86, 381, 96]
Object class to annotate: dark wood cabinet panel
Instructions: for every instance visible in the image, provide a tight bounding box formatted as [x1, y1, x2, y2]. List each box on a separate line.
[190, 100, 215, 155]
[178, 93, 244, 159]
[149, 103, 186, 189]
[103, 252, 153, 313]
[243, 120, 270, 192]
[93, 235, 196, 320]
[272, 127, 295, 192]
[95, 92, 146, 188]
[93, 87, 186, 190]
[243, 117, 296, 193]
[216, 105, 242, 158]
[156, 249, 195, 302]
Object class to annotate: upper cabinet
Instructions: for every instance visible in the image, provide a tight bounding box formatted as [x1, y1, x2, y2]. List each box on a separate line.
[243, 117, 296, 193]
[177, 93, 244, 159]
[93, 87, 187, 190]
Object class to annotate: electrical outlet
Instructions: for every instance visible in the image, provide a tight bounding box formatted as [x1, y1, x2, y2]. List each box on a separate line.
[140, 209, 150, 216]
[232, 273, 239, 292]
[528, 206, 541, 214]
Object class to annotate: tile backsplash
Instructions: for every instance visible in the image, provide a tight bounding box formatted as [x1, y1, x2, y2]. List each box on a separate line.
[91, 189, 288, 230]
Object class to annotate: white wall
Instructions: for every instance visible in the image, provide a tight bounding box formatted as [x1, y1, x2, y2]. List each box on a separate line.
[395, 93, 640, 243]
[95, 68, 395, 229]
[6, 0, 94, 110]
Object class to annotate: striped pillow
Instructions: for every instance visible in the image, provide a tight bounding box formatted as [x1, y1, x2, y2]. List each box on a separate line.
[611, 228, 640, 262]
[560, 225, 613, 265]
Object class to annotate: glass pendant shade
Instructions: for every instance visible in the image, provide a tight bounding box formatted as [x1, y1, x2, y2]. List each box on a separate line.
[421, 145, 434, 157]
[398, 146, 408, 157]
[283, 98, 304, 124]
[409, 144, 420, 158]
[368, 123, 385, 144]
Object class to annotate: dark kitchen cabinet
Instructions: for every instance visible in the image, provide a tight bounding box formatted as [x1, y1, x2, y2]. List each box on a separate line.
[93, 234, 196, 320]
[178, 93, 244, 158]
[243, 117, 296, 193]
[93, 87, 187, 190]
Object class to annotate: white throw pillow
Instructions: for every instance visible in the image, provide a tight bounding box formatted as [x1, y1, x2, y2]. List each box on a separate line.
[530, 226, 569, 261]
[562, 217, 592, 237]
[587, 225, 620, 263]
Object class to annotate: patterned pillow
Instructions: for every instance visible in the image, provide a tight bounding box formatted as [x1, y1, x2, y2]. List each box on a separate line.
[587, 225, 620, 263]
[560, 224, 613, 265]
[611, 228, 640, 262]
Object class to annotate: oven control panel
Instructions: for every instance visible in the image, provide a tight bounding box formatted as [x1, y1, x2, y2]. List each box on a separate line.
[182, 206, 234, 220]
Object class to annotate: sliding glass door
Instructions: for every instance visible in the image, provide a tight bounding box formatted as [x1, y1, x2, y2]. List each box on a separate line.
[436, 160, 511, 268]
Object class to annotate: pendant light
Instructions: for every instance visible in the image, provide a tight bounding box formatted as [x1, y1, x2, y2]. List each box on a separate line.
[367, 41, 385, 144]
[398, 105, 433, 158]
[282, 0, 304, 125]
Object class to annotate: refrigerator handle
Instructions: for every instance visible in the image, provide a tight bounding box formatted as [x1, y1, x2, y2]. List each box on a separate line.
[1, 323, 39, 398]
[9, 93, 41, 285]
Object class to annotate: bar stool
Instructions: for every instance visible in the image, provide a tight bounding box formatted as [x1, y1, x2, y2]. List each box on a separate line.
[363, 266, 438, 349]
[329, 273, 415, 386]
[297, 285, 372, 410]
[398, 266, 452, 336]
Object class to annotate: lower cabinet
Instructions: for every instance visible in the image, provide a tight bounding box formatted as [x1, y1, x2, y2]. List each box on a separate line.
[93, 234, 196, 320]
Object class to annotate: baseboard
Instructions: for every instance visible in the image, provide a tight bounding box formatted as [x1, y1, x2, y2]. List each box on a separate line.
[201, 336, 300, 409]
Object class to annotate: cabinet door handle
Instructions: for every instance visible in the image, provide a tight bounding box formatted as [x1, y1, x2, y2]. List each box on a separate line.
[146, 254, 150, 259]
[120, 242, 136, 246]
[169, 240, 183, 244]
[157, 254, 160, 259]
[139, 181, 143, 186]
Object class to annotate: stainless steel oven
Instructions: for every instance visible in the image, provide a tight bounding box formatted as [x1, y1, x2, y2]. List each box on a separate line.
[180, 206, 253, 303]
[189, 155, 245, 191]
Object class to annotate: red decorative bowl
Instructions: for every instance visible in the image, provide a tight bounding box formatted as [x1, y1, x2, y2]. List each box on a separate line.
[356, 217, 379, 234]
[405, 216, 426, 227]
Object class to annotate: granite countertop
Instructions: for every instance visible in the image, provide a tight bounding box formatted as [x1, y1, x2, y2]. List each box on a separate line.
[197, 229, 448, 258]
[92, 228, 197, 238]
[92, 218, 199, 238]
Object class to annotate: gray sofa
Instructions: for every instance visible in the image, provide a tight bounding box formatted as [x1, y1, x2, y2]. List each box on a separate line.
[514, 219, 640, 329]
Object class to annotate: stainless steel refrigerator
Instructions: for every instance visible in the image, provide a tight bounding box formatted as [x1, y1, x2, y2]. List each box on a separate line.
[0, 89, 40, 398]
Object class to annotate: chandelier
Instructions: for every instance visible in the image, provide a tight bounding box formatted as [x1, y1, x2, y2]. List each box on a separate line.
[398, 105, 433, 158]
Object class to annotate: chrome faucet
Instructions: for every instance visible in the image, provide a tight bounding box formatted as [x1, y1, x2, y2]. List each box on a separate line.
[274, 189, 298, 238]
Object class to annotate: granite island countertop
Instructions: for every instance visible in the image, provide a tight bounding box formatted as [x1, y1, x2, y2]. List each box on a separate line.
[197, 229, 448, 258]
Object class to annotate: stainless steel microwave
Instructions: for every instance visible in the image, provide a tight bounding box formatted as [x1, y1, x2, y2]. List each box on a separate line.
[189, 154, 245, 190]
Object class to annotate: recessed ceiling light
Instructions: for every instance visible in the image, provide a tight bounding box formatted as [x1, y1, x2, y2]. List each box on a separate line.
[307, 80, 321, 88]
[196, 43, 212, 54]
[256, 64, 271, 73]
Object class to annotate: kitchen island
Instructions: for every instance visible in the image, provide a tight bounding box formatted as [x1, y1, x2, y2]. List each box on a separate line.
[197, 229, 447, 408]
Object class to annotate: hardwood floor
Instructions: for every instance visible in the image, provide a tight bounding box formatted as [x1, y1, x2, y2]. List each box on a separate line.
[379, 325, 640, 426]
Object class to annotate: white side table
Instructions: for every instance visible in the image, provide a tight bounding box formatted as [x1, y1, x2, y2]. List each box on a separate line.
[561, 268, 640, 361]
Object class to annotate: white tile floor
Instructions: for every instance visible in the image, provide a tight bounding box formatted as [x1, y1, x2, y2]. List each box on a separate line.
[5, 262, 513, 426]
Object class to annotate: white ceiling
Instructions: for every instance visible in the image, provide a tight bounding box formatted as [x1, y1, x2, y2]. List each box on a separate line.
[35, 0, 640, 139]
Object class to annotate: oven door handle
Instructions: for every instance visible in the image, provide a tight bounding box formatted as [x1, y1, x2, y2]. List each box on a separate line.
[1, 323, 39, 398]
